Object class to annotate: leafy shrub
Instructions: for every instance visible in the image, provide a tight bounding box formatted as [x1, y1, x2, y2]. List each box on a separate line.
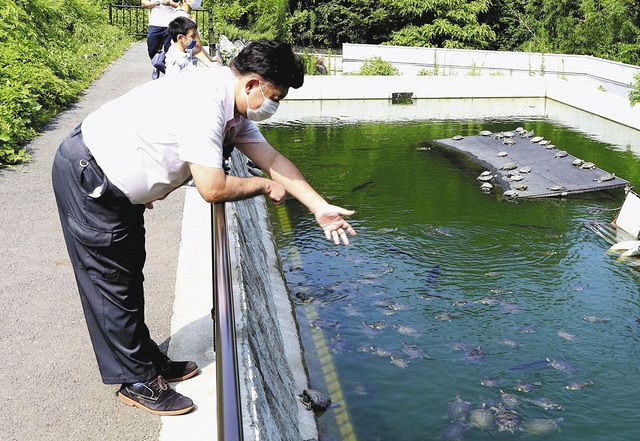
[357, 57, 399, 76]
[630, 74, 640, 106]
[0, 0, 132, 166]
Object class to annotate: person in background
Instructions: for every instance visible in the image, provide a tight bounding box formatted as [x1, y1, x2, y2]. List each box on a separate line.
[165, 17, 202, 75]
[52, 40, 356, 416]
[171, 0, 220, 66]
[142, 0, 176, 62]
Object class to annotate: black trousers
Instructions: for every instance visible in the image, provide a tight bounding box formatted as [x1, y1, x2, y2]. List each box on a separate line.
[147, 25, 171, 59]
[52, 126, 163, 384]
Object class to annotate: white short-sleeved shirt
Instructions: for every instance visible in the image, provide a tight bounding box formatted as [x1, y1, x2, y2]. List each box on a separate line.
[165, 44, 199, 75]
[148, 5, 175, 27]
[81, 67, 267, 204]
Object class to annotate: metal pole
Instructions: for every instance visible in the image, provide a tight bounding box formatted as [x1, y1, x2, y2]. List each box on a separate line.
[212, 202, 244, 441]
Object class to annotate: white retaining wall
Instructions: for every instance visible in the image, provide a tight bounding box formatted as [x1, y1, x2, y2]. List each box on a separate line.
[341, 43, 640, 97]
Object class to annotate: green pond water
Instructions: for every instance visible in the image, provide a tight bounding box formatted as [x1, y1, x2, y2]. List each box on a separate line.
[262, 113, 640, 440]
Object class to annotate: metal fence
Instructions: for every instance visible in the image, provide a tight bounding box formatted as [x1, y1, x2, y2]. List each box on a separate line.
[108, 3, 214, 45]
[211, 203, 244, 441]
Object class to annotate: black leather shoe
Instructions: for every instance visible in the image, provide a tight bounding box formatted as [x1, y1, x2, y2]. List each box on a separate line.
[117, 375, 194, 416]
[156, 354, 199, 382]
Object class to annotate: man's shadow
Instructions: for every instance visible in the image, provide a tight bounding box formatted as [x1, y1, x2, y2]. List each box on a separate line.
[158, 314, 216, 369]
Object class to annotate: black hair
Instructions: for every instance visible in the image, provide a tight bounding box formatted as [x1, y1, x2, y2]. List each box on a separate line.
[230, 40, 304, 89]
[167, 17, 197, 43]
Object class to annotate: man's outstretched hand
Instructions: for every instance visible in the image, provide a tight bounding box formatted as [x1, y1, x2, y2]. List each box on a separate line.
[314, 204, 357, 245]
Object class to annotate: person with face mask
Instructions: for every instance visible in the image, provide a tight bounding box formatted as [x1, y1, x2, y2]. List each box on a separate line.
[165, 17, 203, 75]
[170, 0, 220, 66]
[51, 40, 356, 416]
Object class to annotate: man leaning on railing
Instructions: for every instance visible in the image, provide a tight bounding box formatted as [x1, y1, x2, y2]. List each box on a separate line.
[51, 40, 356, 416]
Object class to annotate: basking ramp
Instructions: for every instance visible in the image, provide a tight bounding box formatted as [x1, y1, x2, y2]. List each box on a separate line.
[432, 133, 628, 199]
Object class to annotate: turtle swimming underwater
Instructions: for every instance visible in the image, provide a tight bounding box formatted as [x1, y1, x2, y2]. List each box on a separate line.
[464, 346, 486, 363]
[557, 330, 576, 341]
[479, 130, 493, 136]
[524, 397, 563, 410]
[452, 135, 464, 140]
[595, 173, 615, 182]
[546, 357, 577, 374]
[530, 136, 544, 143]
[448, 395, 471, 422]
[469, 408, 496, 430]
[299, 389, 331, 412]
[500, 162, 518, 171]
[491, 404, 521, 433]
[523, 418, 563, 435]
[565, 380, 594, 390]
[554, 150, 568, 158]
[500, 390, 519, 408]
[481, 378, 501, 388]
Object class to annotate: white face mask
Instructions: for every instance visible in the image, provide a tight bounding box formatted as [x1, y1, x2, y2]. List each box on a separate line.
[189, 0, 202, 8]
[245, 81, 279, 122]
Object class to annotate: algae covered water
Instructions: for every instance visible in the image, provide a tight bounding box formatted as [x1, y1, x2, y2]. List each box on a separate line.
[262, 112, 640, 440]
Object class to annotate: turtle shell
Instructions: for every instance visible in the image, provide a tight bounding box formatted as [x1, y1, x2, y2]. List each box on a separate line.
[519, 166, 532, 174]
[452, 135, 464, 141]
[497, 151, 508, 157]
[580, 162, 596, 169]
[530, 136, 544, 143]
[300, 389, 331, 412]
[479, 130, 493, 136]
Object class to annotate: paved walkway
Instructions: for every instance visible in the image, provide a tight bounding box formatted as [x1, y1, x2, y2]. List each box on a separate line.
[0, 42, 213, 440]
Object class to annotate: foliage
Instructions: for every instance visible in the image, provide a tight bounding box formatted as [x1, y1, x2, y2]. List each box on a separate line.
[357, 57, 399, 76]
[630, 74, 640, 106]
[0, 0, 131, 166]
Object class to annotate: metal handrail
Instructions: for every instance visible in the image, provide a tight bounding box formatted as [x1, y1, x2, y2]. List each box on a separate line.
[211, 202, 244, 441]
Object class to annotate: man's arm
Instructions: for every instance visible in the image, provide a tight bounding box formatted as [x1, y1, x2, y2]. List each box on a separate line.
[237, 141, 357, 245]
[189, 163, 285, 204]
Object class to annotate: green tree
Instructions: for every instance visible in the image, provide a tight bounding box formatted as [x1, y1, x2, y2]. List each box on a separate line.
[385, 0, 496, 48]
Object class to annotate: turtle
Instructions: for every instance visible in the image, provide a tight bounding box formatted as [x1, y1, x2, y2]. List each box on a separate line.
[546, 185, 566, 192]
[480, 378, 501, 388]
[469, 408, 496, 430]
[595, 173, 615, 182]
[353, 383, 368, 396]
[500, 390, 519, 408]
[572, 158, 584, 166]
[452, 135, 464, 141]
[365, 320, 388, 330]
[448, 395, 471, 422]
[515, 126, 525, 133]
[370, 346, 395, 358]
[565, 380, 594, 390]
[554, 150, 568, 158]
[546, 357, 577, 374]
[503, 131, 515, 138]
[479, 130, 493, 136]
[299, 389, 331, 412]
[522, 418, 563, 435]
[519, 166, 532, 174]
[436, 312, 452, 321]
[440, 422, 469, 441]
[493, 132, 505, 139]
[464, 346, 486, 363]
[524, 397, 563, 410]
[499, 338, 522, 348]
[500, 162, 518, 171]
[513, 382, 534, 393]
[514, 183, 529, 191]
[539, 139, 550, 146]
[481, 183, 493, 192]
[393, 324, 420, 337]
[583, 315, 610, 323]
[510, 174, 523, 182]
[480, 170, 492, 177]
[497, 151, 508, 157]
[557, 330, 576, 341]
[530, 136, 544, 143]
[491, 404, 521, 433]
[390, 356, 408, 369]
[580, 161, 596, 169]
[521, 130, 535, 138]
[503, 190, 519, 197]
[477, 174, 494, 182]
[503, 138, 516, 146]
[545, 144, 557, 150]
[402, 342, 429, 359]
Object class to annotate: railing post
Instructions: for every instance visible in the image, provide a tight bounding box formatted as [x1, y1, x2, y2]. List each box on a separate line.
[108, 4, 113, 25]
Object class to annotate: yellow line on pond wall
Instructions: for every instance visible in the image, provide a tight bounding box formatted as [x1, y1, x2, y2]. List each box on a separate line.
[275, 205, 357, 441]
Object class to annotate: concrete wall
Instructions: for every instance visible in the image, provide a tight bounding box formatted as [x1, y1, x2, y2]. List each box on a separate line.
[342, 43, 640, 97]
[227, 150, 317, 441]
